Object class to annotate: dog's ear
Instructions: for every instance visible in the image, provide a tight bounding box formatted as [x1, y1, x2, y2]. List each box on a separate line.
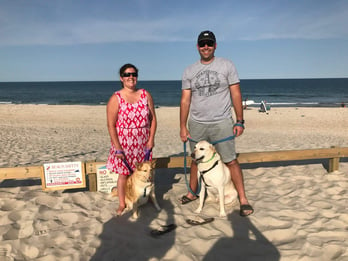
[210, 144, 216, 153]
[135, 162, 142, 170]
[150, 160, 156, 169]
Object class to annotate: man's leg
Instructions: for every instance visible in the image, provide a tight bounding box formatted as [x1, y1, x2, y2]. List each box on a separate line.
[179, 161, 198, 203]
[187, 161, 198, 199]
[182, 119, 204, 203]
[227, 159, 253, 216]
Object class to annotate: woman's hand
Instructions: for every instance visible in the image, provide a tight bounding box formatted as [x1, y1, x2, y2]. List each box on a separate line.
[115, 150, 125, 159]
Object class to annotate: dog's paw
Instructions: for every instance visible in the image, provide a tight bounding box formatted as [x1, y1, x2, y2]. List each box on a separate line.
[194, 207, 202, 214]
[219, 211, 227, 217]
[132, 211, 139, 219]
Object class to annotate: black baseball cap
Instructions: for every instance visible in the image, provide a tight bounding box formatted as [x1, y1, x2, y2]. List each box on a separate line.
[197, 30, 216, 43]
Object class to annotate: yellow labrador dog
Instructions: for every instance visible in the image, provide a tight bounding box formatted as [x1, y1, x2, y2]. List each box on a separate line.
[192, 140, 238, 217]
[124, 161, 160, 219]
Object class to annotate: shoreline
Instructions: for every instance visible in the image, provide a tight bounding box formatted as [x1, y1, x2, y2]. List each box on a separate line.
[1, 104, 348, 167]
[0, 102, 346, 108]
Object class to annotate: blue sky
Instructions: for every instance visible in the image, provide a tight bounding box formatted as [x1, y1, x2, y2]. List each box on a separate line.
[1, 0, 347, 81]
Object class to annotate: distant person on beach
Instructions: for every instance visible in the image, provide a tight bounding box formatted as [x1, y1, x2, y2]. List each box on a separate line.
[106, 63, 157, 216]
[179, 30, 253, 216]
[243, 98, 248, 110]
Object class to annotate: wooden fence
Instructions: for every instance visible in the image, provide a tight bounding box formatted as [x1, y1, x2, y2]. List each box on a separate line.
[1, 146, 348, 192]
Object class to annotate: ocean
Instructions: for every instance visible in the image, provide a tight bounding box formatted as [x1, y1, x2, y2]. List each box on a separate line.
[0, 78, 347, 107]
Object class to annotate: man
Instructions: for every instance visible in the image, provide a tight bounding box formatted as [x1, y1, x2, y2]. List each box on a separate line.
[179, 30, 253, 217]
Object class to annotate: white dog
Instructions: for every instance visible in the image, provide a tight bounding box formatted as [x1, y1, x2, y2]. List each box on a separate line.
[192, 140, 238, 217]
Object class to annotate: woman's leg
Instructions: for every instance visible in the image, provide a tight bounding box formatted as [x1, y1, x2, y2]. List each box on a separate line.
[116, 174, 127, 215]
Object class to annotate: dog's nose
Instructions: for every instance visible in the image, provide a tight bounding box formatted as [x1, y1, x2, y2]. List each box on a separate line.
[191, 152, 195, 158]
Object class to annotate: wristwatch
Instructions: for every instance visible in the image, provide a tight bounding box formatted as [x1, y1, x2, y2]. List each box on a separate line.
[236, 119, 245, 124]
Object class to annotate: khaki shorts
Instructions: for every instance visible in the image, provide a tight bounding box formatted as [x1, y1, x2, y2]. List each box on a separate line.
[188, 118, 237, 163]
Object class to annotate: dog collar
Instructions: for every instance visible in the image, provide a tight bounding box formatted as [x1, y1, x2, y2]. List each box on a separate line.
[201, 152, 217, 163]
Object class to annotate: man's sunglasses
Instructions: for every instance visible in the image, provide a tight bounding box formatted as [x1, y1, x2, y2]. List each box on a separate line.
[198, 40, 215, 47]
[122, 72, 138, 77]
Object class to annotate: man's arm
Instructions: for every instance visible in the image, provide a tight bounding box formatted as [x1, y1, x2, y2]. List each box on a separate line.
[230, 83, 244, 136]
[180, 89, 192, 142]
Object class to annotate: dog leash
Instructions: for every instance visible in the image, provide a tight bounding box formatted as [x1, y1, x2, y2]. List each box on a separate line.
[186, 122, 243, 144]
[183, 141, 201, 196]
[118, 147, 152, 175]
[144, 147, 152, 161]
[142, 148, 153, 197]
[121, 156, 133, 174]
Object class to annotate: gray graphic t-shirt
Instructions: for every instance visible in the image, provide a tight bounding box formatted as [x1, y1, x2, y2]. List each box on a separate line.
[182, 57, 240, 123]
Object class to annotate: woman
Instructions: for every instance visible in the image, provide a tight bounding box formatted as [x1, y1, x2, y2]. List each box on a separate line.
[106, 63, 157, 216]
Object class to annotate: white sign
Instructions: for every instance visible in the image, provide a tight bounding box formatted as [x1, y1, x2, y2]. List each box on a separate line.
[96, 165, 118, 193]
[42, 161, 86, 191]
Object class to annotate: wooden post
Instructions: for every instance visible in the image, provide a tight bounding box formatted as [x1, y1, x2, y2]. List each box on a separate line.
[88, 173, 97, 192]
[329, 157, 340, 172]
[328, 146, 339, 172]
[85, 161, 105, 192]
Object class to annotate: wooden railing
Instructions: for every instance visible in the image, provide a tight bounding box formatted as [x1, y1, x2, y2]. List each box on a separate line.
[1, 147, 348, 191]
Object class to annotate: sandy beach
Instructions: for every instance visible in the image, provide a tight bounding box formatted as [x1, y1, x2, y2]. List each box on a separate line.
[1, 104, 348, 260]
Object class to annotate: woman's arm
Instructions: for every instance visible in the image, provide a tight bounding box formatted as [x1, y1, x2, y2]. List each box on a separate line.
[106, 94, 122, 150]
[146, 91, 157, 149]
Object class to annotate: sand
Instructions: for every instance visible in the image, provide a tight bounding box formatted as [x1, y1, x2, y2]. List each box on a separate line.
[0, 104, 348, 260]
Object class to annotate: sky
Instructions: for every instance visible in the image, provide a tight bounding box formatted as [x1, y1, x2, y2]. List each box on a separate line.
[0, 0, 348, 81]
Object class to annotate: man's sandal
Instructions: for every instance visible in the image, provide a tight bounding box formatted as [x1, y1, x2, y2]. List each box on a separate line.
[240, 204, 254, 217]
[179, 195, 198, 205]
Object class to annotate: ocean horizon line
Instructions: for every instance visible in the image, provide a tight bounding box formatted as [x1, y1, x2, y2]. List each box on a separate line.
[1, 102, 346, 108]
[1, 77, 348, 83]
[1, 78, 347, 108]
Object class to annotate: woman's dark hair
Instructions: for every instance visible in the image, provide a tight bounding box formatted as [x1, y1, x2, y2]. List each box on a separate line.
[119, 63, 138, 77]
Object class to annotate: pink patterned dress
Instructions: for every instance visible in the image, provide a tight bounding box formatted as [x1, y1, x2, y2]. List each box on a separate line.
[107, 89, 152, 175]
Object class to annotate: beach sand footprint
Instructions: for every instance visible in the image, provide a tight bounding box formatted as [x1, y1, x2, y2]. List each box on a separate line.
[36, 195, 60, 209]
[72, 193, 93, 210]
[54, 212, 80, 226]
[1, 200, 26, 212]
